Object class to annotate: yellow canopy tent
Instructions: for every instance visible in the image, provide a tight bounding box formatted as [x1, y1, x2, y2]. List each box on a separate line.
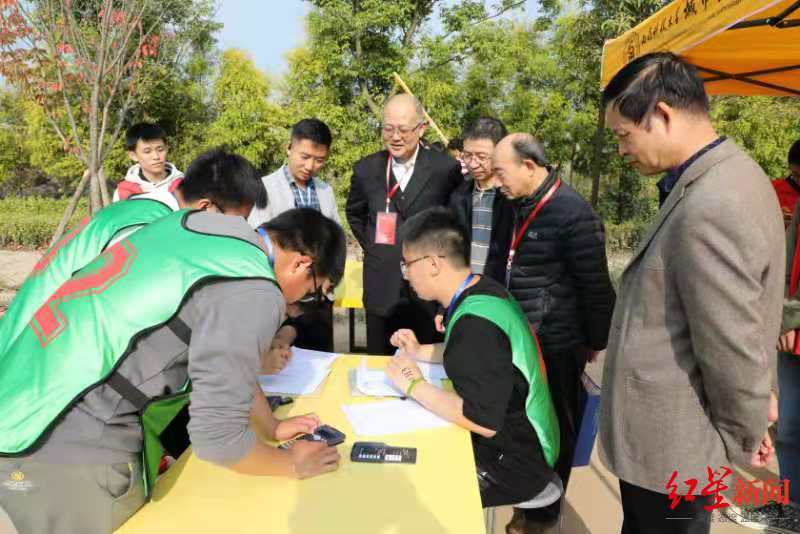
[601, 0, 800, 96]
[587, 1, 800, 206]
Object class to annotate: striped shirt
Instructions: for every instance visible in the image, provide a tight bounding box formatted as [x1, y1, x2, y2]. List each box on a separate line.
[284, 165, 321, 211]
[470, 185, 495, 274]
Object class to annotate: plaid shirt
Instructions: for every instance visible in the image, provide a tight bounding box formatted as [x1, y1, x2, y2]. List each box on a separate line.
[470, 185, 495, 275]
[284, 165, 321, 211]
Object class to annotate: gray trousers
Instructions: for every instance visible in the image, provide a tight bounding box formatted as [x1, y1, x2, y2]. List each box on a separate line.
[0, 458, 145, 534]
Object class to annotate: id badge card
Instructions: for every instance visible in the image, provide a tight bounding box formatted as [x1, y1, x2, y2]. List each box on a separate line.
[375, 211, 398, 245]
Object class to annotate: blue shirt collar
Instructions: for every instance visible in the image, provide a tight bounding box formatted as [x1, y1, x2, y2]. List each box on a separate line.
[657, 136, 726, 206]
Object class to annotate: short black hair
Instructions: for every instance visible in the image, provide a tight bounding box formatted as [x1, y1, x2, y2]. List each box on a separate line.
[790, 139, 800, 166]
[179, 147, 267, 211]
[430, 141, 445, 152]
[602, 52, 709, 125]
[447, 137, 463, 152]
[290, 118, 333, 149]
[463, 117, 508, 146]
[510, 133, 549, 167]
[400, 207, 469, 268]
[125, 122, 167, 151]
[260, 208, 346, 287]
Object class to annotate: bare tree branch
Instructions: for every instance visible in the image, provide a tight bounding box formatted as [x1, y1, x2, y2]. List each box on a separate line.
[49, 169, 90, 247]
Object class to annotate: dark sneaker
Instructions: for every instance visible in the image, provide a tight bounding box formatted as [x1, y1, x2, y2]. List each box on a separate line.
[721, 502, 800, 533]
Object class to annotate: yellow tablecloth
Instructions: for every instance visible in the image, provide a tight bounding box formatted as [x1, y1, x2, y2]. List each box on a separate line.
[334, 259, 363, 309]
[116, 355, 485, 534]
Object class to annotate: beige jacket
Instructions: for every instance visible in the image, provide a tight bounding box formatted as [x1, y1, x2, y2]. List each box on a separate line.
[599, 139, 785, 492]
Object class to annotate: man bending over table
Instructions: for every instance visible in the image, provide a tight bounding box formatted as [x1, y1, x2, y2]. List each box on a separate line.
[0, 206, 346, 534]
[386, 207, 560, 507]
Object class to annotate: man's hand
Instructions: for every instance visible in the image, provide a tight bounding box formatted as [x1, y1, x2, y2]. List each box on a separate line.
[261, 342, 292, 374]
[385, 354, 423, 394]
[434, 314, 445, 333]
[750, 431, 775, 468]
[778, 330, 797, 353]
[288, 441, 341, 479]
[274, 414, 321, 442]
[769, 391, 779, 424]
[390, 329, 421, 356]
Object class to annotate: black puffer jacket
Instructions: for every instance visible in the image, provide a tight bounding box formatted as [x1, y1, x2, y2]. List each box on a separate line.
[508, 169, 616, 356]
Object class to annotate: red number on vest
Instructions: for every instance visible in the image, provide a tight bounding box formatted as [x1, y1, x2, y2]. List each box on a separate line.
[30, 216, 90, 276]
[30, 241, 138, 347]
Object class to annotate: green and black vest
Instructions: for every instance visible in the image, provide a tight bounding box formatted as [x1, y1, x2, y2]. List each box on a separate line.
[445, 294, 560, 467]
[0, 209, 276, 495]
[0, 198, 173, 357]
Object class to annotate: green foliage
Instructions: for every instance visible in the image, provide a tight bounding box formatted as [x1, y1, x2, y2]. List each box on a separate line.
[2, 0, 800, 252]
[22, 102, 85, 189]
[205, 49, 287, 172]
[712, 97, 800, 178]
[0, 197, 88, 248]
[604, 219, 649, 252]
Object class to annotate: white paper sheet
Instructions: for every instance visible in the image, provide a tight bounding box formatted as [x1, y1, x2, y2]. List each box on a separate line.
[355, 357, 442, 397]
[341, 399, 453, 436]
[258, 347, 340, 395]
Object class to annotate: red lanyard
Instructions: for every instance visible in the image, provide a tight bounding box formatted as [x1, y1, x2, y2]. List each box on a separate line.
[506, 178, 561, 284]
[385, 156, 401, 212]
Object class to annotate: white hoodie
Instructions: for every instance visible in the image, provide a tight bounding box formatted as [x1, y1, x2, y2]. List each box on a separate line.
[112, 163, 184, 202]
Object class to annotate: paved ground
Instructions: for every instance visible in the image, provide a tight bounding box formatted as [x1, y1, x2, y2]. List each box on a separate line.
[0, 249, 781, 533]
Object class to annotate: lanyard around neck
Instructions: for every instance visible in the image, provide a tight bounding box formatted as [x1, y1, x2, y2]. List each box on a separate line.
[385, 156, 401, 212]
[505, 178, 561, 287]
[446, 273, 475, 323]
[257, 227, 275, 269]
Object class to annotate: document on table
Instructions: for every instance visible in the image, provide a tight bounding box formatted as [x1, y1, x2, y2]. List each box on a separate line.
[341, 399, 453, 436]
[392, 350, 449, 380]
[355, 357, 442, 397]
[258, 348, 340, 395]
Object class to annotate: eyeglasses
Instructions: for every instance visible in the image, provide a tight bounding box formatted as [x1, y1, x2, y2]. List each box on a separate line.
[300, 263, 330, 304]
[461, 152, 492, 165]
[382, 121, 424, 138]
[399, 255, 444, 277]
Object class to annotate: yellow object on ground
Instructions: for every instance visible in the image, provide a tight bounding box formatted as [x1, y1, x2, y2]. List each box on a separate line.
[116, 355, 485, 534]
[601, 0, 800, 96]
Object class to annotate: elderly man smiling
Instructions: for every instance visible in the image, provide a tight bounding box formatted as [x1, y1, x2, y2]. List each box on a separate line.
[346, 93, 462, 355]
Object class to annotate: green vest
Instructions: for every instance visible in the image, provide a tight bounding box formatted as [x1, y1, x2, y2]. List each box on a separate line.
[0, 198, 173, 357]
[445, 294, 560, 467]
[0, 209, 276, 494]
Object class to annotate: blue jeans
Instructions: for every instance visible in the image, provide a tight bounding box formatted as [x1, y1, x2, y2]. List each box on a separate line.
[778, 351, 800, 504]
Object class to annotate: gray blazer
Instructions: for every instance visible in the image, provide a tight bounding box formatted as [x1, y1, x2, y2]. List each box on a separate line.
[247, 166, 341, 228]
[598, 139, 785, 492]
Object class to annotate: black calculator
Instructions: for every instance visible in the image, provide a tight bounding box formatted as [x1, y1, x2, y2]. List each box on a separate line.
[278, 424, 346, 449]
[351, 442, 417, 464]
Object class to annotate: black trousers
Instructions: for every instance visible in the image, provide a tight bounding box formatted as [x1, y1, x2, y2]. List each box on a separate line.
[521, 346, 588, 523]
[366, 299, 441, 355]
[293, 300, 333, 352]
[619, 479, 713, 534]
[475, 441, 554, 508]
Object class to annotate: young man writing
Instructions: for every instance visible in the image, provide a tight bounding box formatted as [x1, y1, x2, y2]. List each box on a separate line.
[0, 207, 346, 534]
[113, 123, 184, 202]
[385, 207, 560, 507]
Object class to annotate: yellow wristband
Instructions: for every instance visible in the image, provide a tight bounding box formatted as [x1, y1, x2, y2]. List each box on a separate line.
[406, 377, 424, 397]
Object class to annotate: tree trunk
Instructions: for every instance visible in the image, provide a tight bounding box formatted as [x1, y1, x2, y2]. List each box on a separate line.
[49, 169, 90, 247]
[590, 101, 606, 209]
[89, 171, 101, 215]
[98, 167, 110, 206]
